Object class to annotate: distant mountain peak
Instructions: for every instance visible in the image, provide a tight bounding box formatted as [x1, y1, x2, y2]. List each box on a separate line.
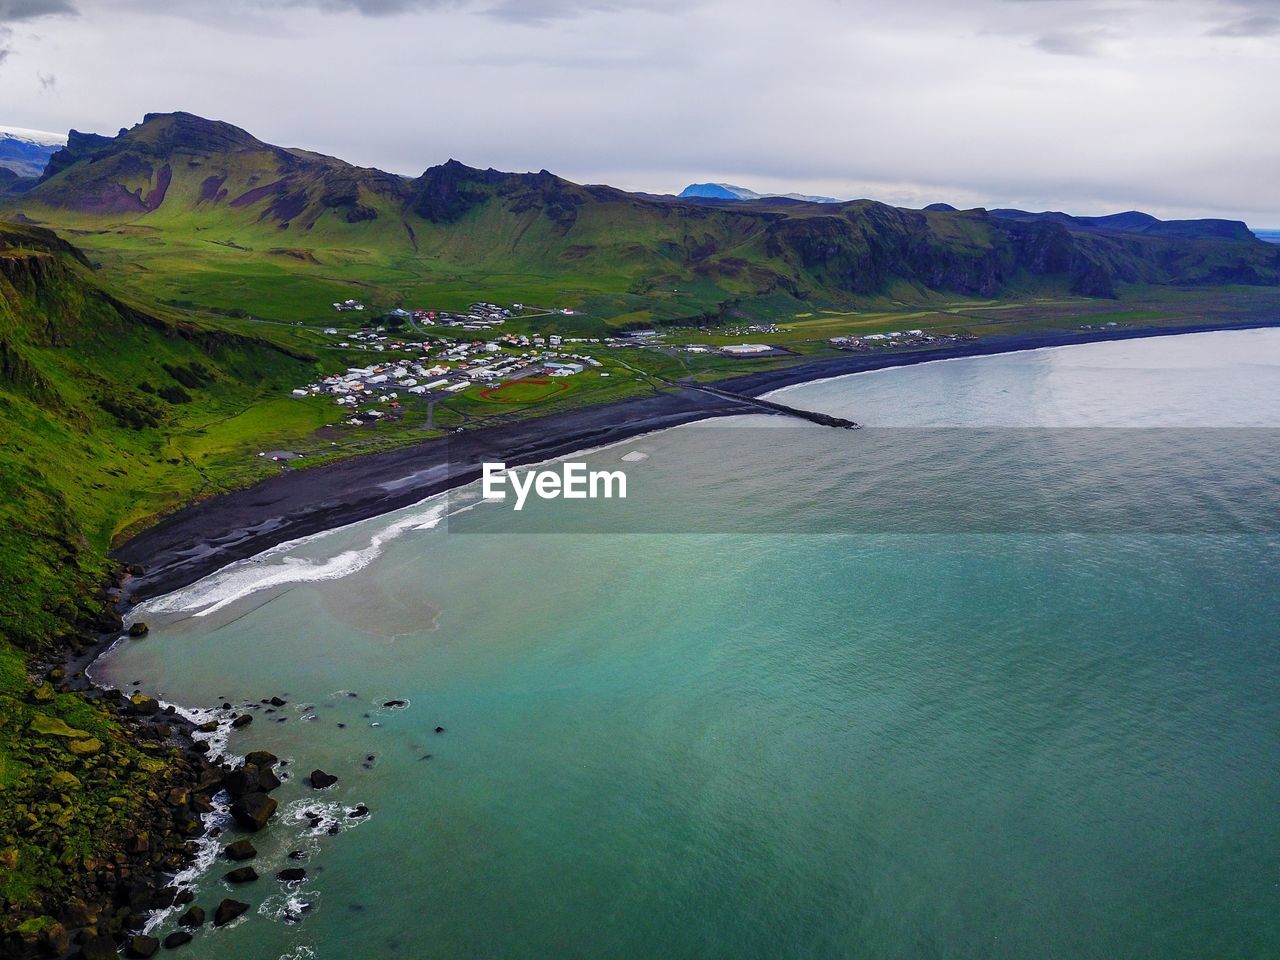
[678, 182, 840, 204]
[0, 126, 66, 178]
[0, 126, 68, 148]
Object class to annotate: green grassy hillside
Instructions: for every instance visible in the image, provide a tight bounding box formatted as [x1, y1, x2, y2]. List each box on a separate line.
[6, 112, 1277, 331]
[0, 221, 325, 940]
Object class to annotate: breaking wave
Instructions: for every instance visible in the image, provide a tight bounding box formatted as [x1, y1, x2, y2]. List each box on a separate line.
[137, 500, 449, 620]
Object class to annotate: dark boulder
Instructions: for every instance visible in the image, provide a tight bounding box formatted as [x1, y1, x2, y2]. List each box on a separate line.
[225, 866, 258, 884]
[163, 930, 193, 948]
[309, 769, 338, 789]
[244, 750, 278, 768]
[127, 935, 161, 958]
[177, 905, 205, 928]
[129, 695, 160, 716]
[224, 838, 257, 861]
[128, 622, 150, 637]
[213, 898, 250, 926]
[268, 696, 287, 706]
[384, 699, 407, 707]
[151, 887, 179, 910]
[229, 792, 277, 831]
[230, 714, 253, 728]
[257, 766, 282, 792]
[277, 867, 307, 882]
[225, 760, 279, 796]
[47, 924, 72, 955]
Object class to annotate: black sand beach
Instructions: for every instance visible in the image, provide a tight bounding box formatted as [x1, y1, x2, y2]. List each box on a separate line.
[115, 319, 1279, 602]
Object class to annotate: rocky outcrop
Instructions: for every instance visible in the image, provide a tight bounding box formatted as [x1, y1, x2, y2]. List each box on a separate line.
[125, 934, 160, 957]
[213, 899, 249, 927]
[229, 792, 278, 832]
[223, 839, 257, 862]
[224, 867, 258, 884]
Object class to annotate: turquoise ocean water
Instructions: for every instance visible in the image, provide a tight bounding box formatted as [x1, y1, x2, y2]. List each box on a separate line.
[96, 329, 1280, 959]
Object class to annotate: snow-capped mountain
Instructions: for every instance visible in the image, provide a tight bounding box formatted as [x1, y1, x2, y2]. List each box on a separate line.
[0, 126, 69, 147]
[0, 125, 67, 178]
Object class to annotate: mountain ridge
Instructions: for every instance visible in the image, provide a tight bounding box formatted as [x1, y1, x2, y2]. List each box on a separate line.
[6, 112, 1278, 318]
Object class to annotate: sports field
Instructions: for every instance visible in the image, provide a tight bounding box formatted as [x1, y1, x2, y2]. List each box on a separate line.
[478, 378, 573, 404]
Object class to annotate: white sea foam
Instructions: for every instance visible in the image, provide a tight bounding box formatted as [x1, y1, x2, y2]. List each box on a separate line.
[137, 500, 450, 619]
[138, 698, 247, 935]
[282, 797, 371, 838]
[259, 890, 319, 925]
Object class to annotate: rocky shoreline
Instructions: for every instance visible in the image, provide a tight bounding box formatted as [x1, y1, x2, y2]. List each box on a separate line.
[7, 566, 309, 960]
[9, 575, 220, 959]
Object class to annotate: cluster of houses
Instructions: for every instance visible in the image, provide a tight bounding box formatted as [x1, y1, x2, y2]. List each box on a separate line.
[333, 299, 366, 312]
[828, 329, 975, 351]
[290, 327, 602, 425]
[404, 302, 512, 331]
[720, 322, 783, 337]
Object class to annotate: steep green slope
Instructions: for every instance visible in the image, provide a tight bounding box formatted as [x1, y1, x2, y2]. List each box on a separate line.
[0, 221, 318, 943]
[6, 112, 1277, 329]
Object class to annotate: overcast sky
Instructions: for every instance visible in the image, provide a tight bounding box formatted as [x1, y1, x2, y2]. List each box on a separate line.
[0, 0, 1277, 224]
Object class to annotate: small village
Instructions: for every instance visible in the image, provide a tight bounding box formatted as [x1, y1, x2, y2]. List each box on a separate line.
[291, 301, 804, 429]
[282, 300, 982, 438]
[290, 305, 604, 427]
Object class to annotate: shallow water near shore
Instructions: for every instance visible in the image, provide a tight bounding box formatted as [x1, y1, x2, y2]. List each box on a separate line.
[96, 328, 1280, 959]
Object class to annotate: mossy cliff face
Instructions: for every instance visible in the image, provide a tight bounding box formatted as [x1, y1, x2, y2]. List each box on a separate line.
[0, 661, 224, 959]
[0, 222, 314, 955]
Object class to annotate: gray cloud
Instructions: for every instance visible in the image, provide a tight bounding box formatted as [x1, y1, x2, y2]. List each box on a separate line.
[284, 0, 685, 19]
[1209, 12, 1280, 33]
[480, 0, 688, 24]
[106, 0, 673, 22]
[278, 0, 456, 14]
[1032, 30, 1108, 55]
[0, 0, 76, 21]
[4, 0, 1279, 226]
[1203, 0, 1280, 35]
